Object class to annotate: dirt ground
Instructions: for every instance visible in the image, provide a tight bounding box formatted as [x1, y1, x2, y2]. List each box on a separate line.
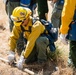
[0, 0, 76, 75]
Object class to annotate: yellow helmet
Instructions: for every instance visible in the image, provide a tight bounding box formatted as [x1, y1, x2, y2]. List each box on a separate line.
[11, 6, 32, 26]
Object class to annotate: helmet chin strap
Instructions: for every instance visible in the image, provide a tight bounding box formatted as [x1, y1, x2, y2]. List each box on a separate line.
[21, 18, 29, 26]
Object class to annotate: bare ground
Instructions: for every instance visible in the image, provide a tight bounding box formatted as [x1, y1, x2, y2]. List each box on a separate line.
[0, 0, 76, 75]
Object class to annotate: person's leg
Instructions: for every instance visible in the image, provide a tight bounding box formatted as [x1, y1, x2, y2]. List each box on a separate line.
[7, 2, 20, 32]
[35, 36, 49, 63]
[51, 8, 62, 28]
[37, 0, 48, 20]
[51, 14, 60, 28]
[24, 46, 37, 64]
[69, 41, 76, 68]
[22, 36, 49, 64]
[38, 12, 46, 20]
[5, 1, 8, 14]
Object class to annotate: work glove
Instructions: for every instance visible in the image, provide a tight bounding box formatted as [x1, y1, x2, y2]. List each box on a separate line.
[8, 51, 15, 65]
[17, 55, 25, 70]
[60, 34, 68, 45]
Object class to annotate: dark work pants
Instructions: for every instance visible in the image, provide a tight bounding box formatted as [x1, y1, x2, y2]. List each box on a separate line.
[6, 1, 20, 32]
[69, 41, 76, 68]
[25, 36, 49, 64]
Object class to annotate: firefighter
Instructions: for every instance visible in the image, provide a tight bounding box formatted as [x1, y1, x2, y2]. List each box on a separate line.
[7, 6, 49, 70]
[60, 0, 76, 68]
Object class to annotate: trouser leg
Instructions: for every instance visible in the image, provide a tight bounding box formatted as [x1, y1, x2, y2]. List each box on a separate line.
[51, 9, 62, 28]
[25, 46, 37, 64]
[7, 2, 20, 32]
[24, 36, 49, 64]
[36, 36, 49, 62]
[69, 41, 76, 68]
[38, 12, 47, 20]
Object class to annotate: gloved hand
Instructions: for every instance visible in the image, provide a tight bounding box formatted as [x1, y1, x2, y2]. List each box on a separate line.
[17, 55, 25, 70]
[8, 51, 15, 65]
[60, 33, 68, 45]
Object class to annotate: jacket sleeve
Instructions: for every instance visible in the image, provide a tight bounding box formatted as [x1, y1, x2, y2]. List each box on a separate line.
[9, 26, 21, 52]
[60, 0, 76, 34]
[23, 21, 45, 58]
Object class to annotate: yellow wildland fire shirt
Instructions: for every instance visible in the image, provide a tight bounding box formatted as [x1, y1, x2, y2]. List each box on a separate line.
[60, 0, 76, 34]
[9, 17, 45, 58]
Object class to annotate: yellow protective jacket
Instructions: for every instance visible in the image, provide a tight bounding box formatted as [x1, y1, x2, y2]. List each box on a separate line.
[60, 0, 76, 34]
[9, 17, 45, 58]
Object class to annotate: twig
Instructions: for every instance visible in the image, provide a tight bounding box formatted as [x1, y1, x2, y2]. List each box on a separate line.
[24, 68, 35, 75]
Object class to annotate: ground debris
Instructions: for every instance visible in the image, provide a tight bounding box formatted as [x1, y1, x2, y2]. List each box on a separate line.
[0, 24, 6, 30]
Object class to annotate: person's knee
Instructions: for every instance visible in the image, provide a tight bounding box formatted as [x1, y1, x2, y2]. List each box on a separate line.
[36, 37, 49, 46]
[36, 38, 42, 46]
